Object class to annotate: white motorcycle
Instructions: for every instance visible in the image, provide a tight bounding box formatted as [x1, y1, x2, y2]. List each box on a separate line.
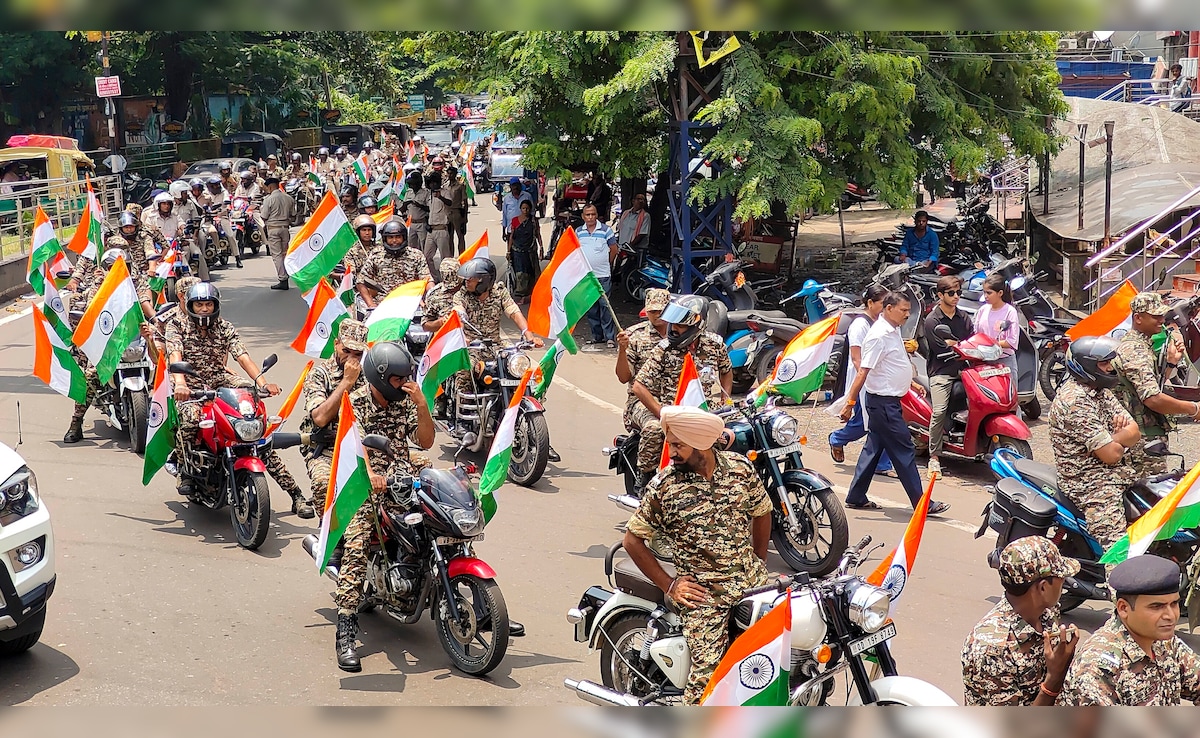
[564, 536, 956, 706]
[67, 305, 153, 452]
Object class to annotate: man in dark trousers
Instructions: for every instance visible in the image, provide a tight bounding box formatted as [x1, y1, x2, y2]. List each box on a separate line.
[839, 291, 950, 515]
[923, 274, 972, 478]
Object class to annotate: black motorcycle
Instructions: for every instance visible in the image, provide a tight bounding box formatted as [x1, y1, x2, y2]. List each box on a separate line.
[301, 442, 510, 676]
[606, 395, 848, 576]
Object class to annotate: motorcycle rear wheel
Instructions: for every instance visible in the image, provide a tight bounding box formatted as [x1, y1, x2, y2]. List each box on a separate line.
[435, 574, 509, 676]
[126, 389, 149, 454]
[771, 486, 848, 577]
[230, 469, 271, 550]
[1038, 346, 1068, 402]
[623, 268, 646, 303]
[599, 613, 678, 702]
[507, 411, 550, 487]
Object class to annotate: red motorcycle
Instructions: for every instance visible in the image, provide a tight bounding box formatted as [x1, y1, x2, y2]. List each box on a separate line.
[902, 324, 1033, 462]
[169, 354, 283, 550]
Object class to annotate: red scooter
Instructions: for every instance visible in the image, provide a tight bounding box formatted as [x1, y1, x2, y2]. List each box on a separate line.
[902, 323, 1033, 461]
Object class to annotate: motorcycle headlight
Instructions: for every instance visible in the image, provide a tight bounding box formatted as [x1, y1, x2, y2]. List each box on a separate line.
[767, 412, 799, 445]
[0, 467, 41, 523]
[122, 339, 146, 363]
[506, 352, 532, 378]
[234, 419, 264, 442]
[847, 581, 891, 633]
[450, 507, 485, 537]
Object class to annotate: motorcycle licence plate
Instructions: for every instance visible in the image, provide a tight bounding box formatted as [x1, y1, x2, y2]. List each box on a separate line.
[978, 367, 1010, 378]
[849, 622, 897, 656]
[436, 535, 483, 545]
[500, 378, 521, 387]
[767, 441, 803, 459]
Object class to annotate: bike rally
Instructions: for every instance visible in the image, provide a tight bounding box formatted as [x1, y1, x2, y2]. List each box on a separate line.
[7, 30, 1200, 710]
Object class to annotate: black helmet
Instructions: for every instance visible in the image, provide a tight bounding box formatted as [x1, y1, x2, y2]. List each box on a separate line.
[380, 219, 407, 251]
[457, 257, 496, 295]
[340, 184, 358, 200]
[357, 194, 378, 211]
[662, 295, 706, 351]
[1065, 336, 1120, 390]
[363, 341, 414, 403]
[185, 282, 221, 328]
[118, 211, 139, 232]
[405, 170, 424, 191]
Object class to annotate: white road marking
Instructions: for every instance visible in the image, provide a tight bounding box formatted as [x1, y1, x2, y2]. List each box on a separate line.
[0, 303, 34, 327]
[554, 376, 624, 414]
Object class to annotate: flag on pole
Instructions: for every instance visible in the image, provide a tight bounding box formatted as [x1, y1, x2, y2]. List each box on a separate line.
[1102, 459, 1200, 564]
[314, 394, 374, 572]
[336, 265, 356, 307]
[866, 477, 934, 615]
[477, 369, 534, 523]
[371, 204, 395, 224]
[284, 190, 359, 292]
[458, 231, 490, 264]
[1066, 280, 1138, 341]
[66, 177, 103, 260]
[142, 352, 177, 485]
[406, 140, 417, 163]
[700, 592, 791, 706]
[27, 207, 71, 297]
[40, 277, 74, 344]
[752, 314, 839, 406]
[414, 311, 470, 412]
[376, 167, 397, 208]
[528, 228, 604, 355]
[364, 279, 427, 343]
[267, 361, 313, 436]
[291, 279, 349, 359]
[351, 154, 370, 193]
[461, 144, 476, 199]
[532, 339, 566, 400]
[31, 305, 87, 404]
[71, 255, 144, 384]
[148, 244, 177, 295]
[659, 353, 710, 469]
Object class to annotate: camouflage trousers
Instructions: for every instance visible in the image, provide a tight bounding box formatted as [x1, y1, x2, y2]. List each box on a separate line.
[335, 497, 405, 613]
[69, 347, 103, 421]
[1063, 485, 1127, 551]
[629, 404, 664, 474]
[682, 603, 734, 704]
[306, 450, 334, 513]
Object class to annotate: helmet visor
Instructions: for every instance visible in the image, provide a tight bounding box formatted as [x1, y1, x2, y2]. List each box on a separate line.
[660, 302, 696, 325]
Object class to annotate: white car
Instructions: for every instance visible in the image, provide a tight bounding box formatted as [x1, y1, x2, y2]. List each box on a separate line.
[0, 442, 54, 655]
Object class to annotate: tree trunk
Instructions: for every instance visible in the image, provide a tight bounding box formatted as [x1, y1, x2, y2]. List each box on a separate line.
[158, 33, 197, 123]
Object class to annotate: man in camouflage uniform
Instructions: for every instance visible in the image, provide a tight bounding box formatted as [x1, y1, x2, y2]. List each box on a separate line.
[630, 296, 733, 493]
[356, 220, 430, 311]
[961, 537, 1080, 705]
[421, 258, 462, 330]
[262, 154, 285, 181]
[343, 215, 376, 287]
[1112, 292, 1200, 478]
[301, 320, 367, 516]
[615, 288, 670, 432]
[1061, 554, 1200, 705]
[1048, 336, 1142, 551]
[334, 342, 435, 672]
[623, 406, 772, 704]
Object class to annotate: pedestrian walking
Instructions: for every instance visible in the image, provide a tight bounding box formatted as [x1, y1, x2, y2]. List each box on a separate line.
[259, 176, 295, 290]
[828, 283, 893, 475]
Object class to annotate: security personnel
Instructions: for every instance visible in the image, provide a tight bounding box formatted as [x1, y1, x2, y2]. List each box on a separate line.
[421, 258, 464, 330]
[400, 171, 430, 267]
[334, 342, 435, 672]
[961, 537, 1080, 705]
[615, 288, 670, 440]
[630, 296, 732, 494]
[301, 320, 367, 517]
[356, 219, 430, 310]
[1061, 554, 1200, 705]
[1112, 292, 1200, 477]
[1048, 336, 1142, 551]
[624, 405, 772, 704]
[260, 176, 295, 291]
[344, 215, 376, 283]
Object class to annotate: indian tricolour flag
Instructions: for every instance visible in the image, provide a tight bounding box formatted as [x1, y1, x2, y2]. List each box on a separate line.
[867, 476, 934, 616]
[314, 393, 374, 573]
[292, 279, 348, 359]
[461, 144, 476, 199]
[1103, 459, 1200, 564]
[66, 177, 103, 260]
[477, 369, 534, 523]
[376, 169, 396, 208]
[1067, 280, 1137, 341]
[700, 591, 791, 706]
[365, 279, 427, 344]
[528, 227, 604, 355]
[71, 255, 144, 384]
[142, 352, 176, 485]
[753, 313, 839, 405]
[351, 154, 370, 193]
[532, 339, 566, 400]
[27, 207, 71, 297]
[659, 352, 709, 469]
[149, 244, 176, 295]
[285, 190, 358, 292]
[415, 311, 470, 412]
[31, 304, 87, 404]
[458, 231, 490, 264]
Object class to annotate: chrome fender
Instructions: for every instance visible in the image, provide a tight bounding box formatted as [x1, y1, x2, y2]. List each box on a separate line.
[587, 590, 675, 650]
[847, 676, 958, 706]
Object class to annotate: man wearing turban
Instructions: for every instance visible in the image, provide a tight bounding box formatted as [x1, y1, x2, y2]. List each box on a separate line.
[623, 405, 773, 704]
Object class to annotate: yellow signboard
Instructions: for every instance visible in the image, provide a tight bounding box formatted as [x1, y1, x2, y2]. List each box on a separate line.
[689, 32, 741, 68]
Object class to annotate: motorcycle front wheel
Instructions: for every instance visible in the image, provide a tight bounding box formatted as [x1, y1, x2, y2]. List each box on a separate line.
[230, 469, 271, 550]
[507, 411, 550, 487]
[772, 485, 848, 577]
[435, 574, 509, 676]
[623, 268, 646, 303]
[1038, 346, 1068, 402]
[126, 389, 149, 454]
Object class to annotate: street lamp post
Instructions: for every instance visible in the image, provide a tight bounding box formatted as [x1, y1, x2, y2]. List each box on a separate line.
[1077, 122, 1086, 231]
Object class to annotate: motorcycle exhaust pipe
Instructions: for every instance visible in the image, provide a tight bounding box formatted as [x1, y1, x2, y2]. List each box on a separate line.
[301, 534, 340, 582]
[563, 678, 643, 707]
[608, 494, 641, 513]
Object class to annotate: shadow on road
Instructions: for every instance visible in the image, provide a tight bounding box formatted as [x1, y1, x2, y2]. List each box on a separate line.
[107, 499, 311, 559]
[0, 642, 80, 705]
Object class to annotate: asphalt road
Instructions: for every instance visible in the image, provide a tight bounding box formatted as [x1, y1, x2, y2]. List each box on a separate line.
[0, 203, 1182, 706]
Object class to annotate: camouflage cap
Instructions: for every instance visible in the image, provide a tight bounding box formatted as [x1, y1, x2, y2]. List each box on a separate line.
[337, 319, 369, 352]
[439, 257, 461, 283]
[998, 536, 1080, 587]
[1130, 291, 1171, 316]
[174, 275, 201, 298]
[644, 288, 670, 312]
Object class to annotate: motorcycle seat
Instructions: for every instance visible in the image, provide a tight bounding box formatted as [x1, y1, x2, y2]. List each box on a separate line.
[613, 556, 678, 613]
[721, 309, 788, 335]
[1010, 458, 1086, 520]
[752, 317, 804, 343]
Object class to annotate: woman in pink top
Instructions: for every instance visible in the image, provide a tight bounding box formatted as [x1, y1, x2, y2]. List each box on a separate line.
[973, 273, 1020, 377]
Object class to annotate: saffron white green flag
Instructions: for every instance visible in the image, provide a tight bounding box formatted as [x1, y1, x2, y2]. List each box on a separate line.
[285, 190, 359, 292]
[66, 177, 103, 261]
[659, 353, 709, 469]
[528, 227, 604, 354]
[292, 279, 349, 360]
[149, 244, 176, 295]
[532, 339, 566, 400]
[414, 311, 470, 412]
[27, 207, 71, 297]
[70, 256, 144, 384]
[699, 591, 792, 706]
[142, 352, 176, 485]
[314, 393, 374, 572]
[477, 369, 534, 522]
[1103, 460, 1200, 564]
[31, 304, 87, 404]
[753, 313, 839, 405]
[365, 279, 427, 343]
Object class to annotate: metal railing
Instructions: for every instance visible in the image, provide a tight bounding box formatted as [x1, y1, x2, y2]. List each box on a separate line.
[1096, 79, 1194, 111]
[124, 141, 178, 177]
[0, 175, 122, 261]
[989, 156, 1030, 231]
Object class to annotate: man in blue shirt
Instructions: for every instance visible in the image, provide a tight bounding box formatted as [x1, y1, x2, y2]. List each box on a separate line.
[898, 210, 939, 268]
[497, 177, 533, 239]
[575, 203, 618, 347]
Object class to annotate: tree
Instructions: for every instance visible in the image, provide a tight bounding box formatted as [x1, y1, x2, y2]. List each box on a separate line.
[0, 33, 94, 139]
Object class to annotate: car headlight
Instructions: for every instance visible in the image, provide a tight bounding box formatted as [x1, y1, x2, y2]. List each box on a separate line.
[506, 352, 532, 378]
[234, 419, 264, 442]
[450, 507, 485, 537]
[847, 581, 891, 633]
[0, 467, 41, 523]
[767, 412, 799, 445]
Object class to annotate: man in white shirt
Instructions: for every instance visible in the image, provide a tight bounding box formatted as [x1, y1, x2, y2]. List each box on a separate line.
[839, 292, 950, 515]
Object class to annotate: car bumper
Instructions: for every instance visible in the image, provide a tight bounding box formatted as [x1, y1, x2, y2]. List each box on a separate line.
[0, 502, 55, 634]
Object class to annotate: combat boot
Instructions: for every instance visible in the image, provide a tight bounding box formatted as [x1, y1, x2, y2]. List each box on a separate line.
[335, 613, 362, 672]
[63, 417, 84, 444]
[290, 489, 315, 519]
[632, 471, 653, 498]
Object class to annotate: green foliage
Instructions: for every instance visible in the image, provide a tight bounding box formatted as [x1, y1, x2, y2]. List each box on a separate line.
[329, 90, 386, 124]
[0, 33, 93, 137]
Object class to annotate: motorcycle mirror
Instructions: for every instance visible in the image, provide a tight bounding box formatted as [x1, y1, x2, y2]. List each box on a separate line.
[933, 324, 955, 340]
[361, 434, 392, 456]
[260, 354, 278, 372]
[168, 361, 197, 376]
[998, 320, 1012, 332]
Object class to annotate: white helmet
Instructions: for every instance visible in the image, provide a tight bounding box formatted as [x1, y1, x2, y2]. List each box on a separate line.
[153, 192, 174, 206]
[168, 181, 190, 199]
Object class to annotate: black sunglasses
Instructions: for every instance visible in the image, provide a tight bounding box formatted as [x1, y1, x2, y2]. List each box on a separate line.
[940, 289, 962, 296]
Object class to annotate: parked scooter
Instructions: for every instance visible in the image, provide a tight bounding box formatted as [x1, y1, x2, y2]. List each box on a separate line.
[786, 279, 859, 324]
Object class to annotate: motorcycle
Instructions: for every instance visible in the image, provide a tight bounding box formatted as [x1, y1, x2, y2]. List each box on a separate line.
[435, 337, 551, 487]
[981, 445, 1198, 612]
[606, 394, 848, 575]
[66, 305, 152, 452]
[694, 260, 756, 311]
[199, 206, 236, 268]
[301, 444, 510, 676]
[229, 196, 263, 258]
[704, 298, 805, 395]
[785, 279, 860, 324]
[564, 535, 955, 706]
[167, 354, 282, 550]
